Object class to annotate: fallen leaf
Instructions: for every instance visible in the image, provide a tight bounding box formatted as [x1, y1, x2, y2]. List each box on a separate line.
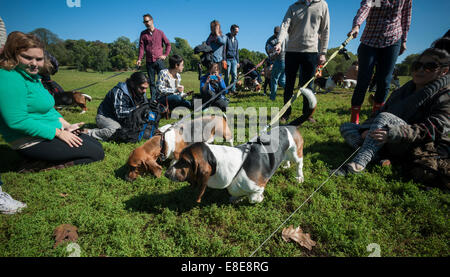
[59, 193, 69, 198]
[282, 225, 316, 250]
[53, 224, 78, 248]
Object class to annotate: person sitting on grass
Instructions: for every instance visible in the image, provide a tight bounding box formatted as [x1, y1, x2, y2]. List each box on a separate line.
[200, 62, 229, 112]
[0, 32, 104, 171]
[338, 48, 449, 189]
[156, 54, 192, 111]
[85, 72, 150, 141]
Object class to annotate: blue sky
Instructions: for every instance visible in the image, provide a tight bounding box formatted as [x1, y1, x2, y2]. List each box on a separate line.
[1, 0, 449, 62]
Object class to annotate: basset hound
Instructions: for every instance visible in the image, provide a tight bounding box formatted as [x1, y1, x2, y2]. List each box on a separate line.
[126, 115, 233, 181]
[165, 125, 305, 204]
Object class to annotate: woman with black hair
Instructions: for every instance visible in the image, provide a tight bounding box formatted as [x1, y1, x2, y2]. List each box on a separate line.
[86, 72, 150, 141]
[156, 54, 192, 111]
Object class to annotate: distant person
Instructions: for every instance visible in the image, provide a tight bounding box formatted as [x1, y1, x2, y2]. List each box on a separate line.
[206, 20, 227, 70]
[200, 63, 229, 112]
[348, 0, 412, 124]
[275, 0, 330, 124]
[156, 54, 192, 111]
[136, 14, 171, 100]
[338, 48, 449, 189]
[0, 32, 104, 170]
[86, 72, 150, 141]
[224, 24, 240, 94]
[266, 26, 287, 101]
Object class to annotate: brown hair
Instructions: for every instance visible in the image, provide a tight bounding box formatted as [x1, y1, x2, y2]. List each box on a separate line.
[0, 31, 52, 73]
[210, 20, 222, 36]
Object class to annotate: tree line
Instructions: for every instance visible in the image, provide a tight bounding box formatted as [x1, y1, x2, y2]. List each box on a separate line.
[31, 28, 268, 73]
[31, 28, 417, 76]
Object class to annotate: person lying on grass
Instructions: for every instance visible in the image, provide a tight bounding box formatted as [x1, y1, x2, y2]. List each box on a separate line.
[85, 72, 150, 141]
[0, 31, 104, 171]
[338, 48, 449, 189]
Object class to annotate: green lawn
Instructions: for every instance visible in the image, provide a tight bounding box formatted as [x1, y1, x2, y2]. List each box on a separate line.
[0, 70, 448, 257]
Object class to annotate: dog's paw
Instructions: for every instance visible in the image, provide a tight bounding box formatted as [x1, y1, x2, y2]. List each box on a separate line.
[80, 110, 86, 114]
[296, 176, 305, 183]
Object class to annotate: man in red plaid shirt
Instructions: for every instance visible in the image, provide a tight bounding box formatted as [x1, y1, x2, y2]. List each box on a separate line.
[347, 0, 412, 124]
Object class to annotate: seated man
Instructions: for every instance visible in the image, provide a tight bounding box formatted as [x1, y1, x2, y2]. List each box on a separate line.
[86, 72, 149, 141]
[239, 58, 262, 89]
[200, 63, 229, 112]
[156, 54, 192, 111]
[338, 48, 449, 189]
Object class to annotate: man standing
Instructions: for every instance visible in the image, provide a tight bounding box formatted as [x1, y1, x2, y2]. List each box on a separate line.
[225, 24, 240, 94]
[348, 0, 412, 124]
[136, 14, 171, 100]
[266, 26, 287, 101]
[275, 0, 330, 123]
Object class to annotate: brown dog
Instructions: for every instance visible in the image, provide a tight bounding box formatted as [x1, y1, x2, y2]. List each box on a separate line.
[126, 115, 233, 181]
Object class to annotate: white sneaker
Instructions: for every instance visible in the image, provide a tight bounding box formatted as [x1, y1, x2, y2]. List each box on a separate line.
[0, 191, 27, 215]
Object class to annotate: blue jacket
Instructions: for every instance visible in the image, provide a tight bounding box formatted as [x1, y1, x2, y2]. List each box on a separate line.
[225, 33, 239, 63]
[97, 82, 148, 123]
[199, 74, 228, 100]
[206, 33, 227, 63]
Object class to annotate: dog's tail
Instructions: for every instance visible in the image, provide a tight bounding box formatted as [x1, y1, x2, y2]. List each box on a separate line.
[287, 88, 317, 127]
[82, 93, 92, 101]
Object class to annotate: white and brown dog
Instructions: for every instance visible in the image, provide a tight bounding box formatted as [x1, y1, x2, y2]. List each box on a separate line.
[165, 124, 305, 204]
[126, 115, 233, 181]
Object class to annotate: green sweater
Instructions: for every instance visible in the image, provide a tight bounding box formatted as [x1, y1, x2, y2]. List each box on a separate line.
[0, 67, 62, 143]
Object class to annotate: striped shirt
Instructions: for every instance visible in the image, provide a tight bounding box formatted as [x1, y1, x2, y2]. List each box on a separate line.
[352, 0, 412, 48]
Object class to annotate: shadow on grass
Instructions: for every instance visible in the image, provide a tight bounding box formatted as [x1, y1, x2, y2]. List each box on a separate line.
[124, 185, 244, 214]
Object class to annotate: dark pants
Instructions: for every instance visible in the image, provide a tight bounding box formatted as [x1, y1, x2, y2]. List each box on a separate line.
[283, 52, 318, 120]
[18, 134, 104, 165]
[351, 40, 401, 106]
[146, 60, 166, 100]
[158, 94, 192, 111]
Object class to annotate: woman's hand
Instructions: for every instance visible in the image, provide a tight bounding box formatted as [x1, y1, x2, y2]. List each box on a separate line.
[56, 129, 84, 148]
[177, 85, 184, 93]
[66, 122, 85, 133]
[370, 128, 388, 143]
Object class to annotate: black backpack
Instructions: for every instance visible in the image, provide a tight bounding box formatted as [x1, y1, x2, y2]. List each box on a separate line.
[109, 100, 165, 143]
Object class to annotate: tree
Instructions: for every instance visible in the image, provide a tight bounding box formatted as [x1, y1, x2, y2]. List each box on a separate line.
[396, 53, 419, 76]
[325, 47, 357, 76]
[109, 36, 137, 70]
[89, 41, 111, 73]
[30, 28, 62, 47]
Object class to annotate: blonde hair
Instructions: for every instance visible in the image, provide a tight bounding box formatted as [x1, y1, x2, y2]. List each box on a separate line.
[0, 31, 52, 73]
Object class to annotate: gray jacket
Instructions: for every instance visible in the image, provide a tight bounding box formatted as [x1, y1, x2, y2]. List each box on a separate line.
[278, 0, 330, 54]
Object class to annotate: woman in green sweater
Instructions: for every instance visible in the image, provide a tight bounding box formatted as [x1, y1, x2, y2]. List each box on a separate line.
[0, 32, 104, 169]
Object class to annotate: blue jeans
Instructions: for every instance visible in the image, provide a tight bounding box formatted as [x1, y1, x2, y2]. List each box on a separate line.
[226, 58, 238, 92]
[146, 60, 165, 100]
[270, 59, 286, 101]
[351, 40, 401, 106]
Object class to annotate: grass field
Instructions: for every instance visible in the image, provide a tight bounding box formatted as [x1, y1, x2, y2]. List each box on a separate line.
[0, 70, 448, 257]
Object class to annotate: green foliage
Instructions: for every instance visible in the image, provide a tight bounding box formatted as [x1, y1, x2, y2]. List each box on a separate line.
[396, 54, 420, 76]
[325, 47, 357, 76]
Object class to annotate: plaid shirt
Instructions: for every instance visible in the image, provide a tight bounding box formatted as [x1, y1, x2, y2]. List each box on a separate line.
[352, 0, 412, 48]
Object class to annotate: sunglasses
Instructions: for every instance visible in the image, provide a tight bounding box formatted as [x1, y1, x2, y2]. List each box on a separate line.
[411, 61, 446, 72]
[143, 20, 152, 23]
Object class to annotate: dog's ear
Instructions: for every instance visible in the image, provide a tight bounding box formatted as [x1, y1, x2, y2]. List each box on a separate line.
[144, 158, 163, 178]
[190, 144, 217, 203]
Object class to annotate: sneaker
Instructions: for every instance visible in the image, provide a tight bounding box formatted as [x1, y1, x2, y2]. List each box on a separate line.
[333, 163, 364, 177]
[0, 191, 27, 215]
